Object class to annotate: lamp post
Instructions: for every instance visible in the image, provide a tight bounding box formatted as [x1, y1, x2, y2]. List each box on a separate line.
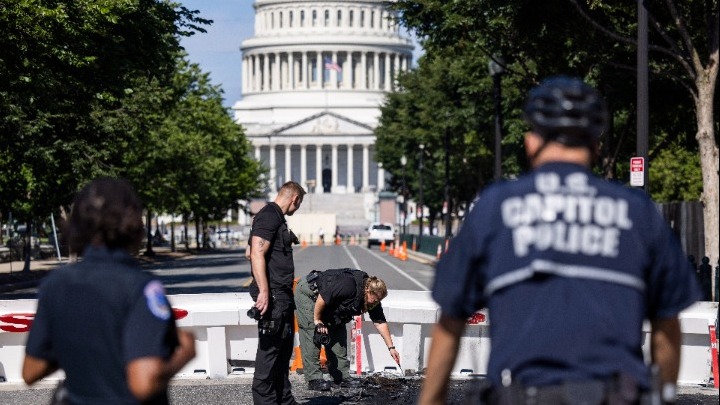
[488, 57, 505, 180]
[418, 144, 424, 250]
[400, 154, 407, 235]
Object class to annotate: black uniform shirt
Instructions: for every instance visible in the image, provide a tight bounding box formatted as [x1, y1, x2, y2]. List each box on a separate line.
[251, 202, 295, 292]
[25, 246, 178, 404]
[318, 272, 386, 324]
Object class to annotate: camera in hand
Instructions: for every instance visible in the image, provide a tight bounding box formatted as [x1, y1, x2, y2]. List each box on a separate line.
[313, 324, 330, 347]
[247, 307, 262, 321]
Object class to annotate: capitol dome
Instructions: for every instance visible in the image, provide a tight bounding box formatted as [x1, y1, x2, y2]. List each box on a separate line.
[233, 0, 414, 204]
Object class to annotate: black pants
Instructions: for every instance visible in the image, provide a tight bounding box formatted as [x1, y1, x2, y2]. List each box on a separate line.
[251, 318, 296, 405]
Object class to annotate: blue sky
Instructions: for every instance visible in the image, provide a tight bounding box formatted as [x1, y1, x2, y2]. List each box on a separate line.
[179, 0, 255, 108]
[179, 1, 422, 108]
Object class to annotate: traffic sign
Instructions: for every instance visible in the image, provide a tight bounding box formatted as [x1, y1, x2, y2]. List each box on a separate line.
[630, 157, 645, 187]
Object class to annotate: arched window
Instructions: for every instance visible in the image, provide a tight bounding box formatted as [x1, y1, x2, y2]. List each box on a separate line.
[337, 10, 342, 27]
[289, 11, 293, 27]
[370, 11, 375, 28]
[349, 10, 354, 27]
[271, 12, 275, 29]
[360, 10, 365, 27]
[312, 10, 317, 27]
[301, 10, 305, 27]
[324, 10, 330, 27]
[279, 12, 283, 28]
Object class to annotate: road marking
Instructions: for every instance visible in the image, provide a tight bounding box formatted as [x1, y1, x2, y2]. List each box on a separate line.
[362, 247, 429, 291]
[342, 245, 362, 269]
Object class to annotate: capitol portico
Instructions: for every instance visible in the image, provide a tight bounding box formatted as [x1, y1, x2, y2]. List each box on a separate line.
[233, 0, 414, 205]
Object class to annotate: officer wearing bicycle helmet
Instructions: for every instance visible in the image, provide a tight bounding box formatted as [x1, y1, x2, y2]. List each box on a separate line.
[418, 76, 701, 405]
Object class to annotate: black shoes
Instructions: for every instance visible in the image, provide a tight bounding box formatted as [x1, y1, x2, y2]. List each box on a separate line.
[307, 379, 331, 391]
[334, 378, 362, 388]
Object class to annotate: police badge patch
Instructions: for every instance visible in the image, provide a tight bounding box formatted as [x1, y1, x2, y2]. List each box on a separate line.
[144, 280, 171, 320]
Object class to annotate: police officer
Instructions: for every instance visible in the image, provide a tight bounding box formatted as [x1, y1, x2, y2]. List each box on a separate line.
[248, 181, 305, 405]
[294, 268, 400, 391]
[23, 178, 196, 404]
[418, 77, 701, 405]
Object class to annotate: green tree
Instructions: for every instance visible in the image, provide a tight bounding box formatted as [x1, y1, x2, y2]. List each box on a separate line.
[0, 0, 209, 266]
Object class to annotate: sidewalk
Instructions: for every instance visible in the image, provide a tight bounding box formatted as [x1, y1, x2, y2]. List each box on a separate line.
[0, 247, 197, 294]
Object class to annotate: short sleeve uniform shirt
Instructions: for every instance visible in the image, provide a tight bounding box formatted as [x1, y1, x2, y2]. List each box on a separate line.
[25, 247, 178, 404]
[433, 162, 701, 388]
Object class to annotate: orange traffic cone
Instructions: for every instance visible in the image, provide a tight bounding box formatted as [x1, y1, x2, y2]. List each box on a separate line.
[400, 244, 407, 261]
[301, 238, 307, 248]
[380, 239, 386, 252]
[388, 243, 394, 256]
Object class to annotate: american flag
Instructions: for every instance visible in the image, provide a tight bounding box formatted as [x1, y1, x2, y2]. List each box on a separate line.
[324, 57, 342, 72]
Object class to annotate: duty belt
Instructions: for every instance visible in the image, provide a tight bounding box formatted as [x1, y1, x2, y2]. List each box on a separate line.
[306, 270, 320, 300]
[467, 378, 657, 405]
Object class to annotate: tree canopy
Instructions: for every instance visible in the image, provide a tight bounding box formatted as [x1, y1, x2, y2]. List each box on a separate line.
[381, 0, 717, 267]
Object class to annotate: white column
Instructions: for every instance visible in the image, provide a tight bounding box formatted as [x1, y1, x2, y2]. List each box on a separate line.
[315, 145, 323, 194]
[346, 145, 354, 193]
[331, 51, 339, 89]
[373, 52, 380, 90]
[331, 144, 338, 191]
[263, 54, 270, 91]
[269, 144, 277, 191]
[347, 52, 354, 89]
[300, 144, 307, 186]
[273, 52, 280, 91]
[384, 52, 391, 91]
[401, 54, 408, 72]
[254, 55, 260, 92]
[288, 52, 295, 90]
[362, 144, 369, 190]
[316, 51, 322, 89]
[254, 145, 260, 161]
[361, 52, 367, 90]
[302, 52, 309, 89]
[285, 145, 291, 183]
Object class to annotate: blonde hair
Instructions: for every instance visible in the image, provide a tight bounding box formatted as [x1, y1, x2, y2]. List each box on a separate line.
[365, 276, 387, 300]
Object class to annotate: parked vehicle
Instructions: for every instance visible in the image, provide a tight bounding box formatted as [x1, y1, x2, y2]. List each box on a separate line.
[367, 223, 395, 248]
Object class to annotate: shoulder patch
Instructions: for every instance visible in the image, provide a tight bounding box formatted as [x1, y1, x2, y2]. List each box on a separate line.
[144, 280, 171, 320]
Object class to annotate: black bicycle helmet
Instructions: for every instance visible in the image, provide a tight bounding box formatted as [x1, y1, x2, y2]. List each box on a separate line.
[522, 76, 608, 147]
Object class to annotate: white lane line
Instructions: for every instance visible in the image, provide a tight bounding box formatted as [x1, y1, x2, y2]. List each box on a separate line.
[360, 247, 429, 291]
[342, 245, 362, 269]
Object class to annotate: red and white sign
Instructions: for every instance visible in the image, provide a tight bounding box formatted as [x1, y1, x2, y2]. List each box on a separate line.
[630, 157, 645, 187]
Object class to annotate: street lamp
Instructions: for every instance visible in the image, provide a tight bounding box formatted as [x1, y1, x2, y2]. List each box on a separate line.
[400, 154, 407, 235]
[418, 144, 424, 250]
[488, 56, 505, 180]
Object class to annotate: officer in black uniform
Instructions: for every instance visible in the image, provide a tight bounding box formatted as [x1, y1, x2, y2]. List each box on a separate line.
[294, 268, 400, 391]
[418, 77, 701, 405]
[248, 181, 305, 405]
[23, 178, 196, 404]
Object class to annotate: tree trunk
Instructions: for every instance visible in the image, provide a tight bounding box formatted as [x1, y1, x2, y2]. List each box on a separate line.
[22, 220, 31, 272]
[144, 210, 155, 257]
[170, 220, 176, 252]
[695, 74, 719, 300]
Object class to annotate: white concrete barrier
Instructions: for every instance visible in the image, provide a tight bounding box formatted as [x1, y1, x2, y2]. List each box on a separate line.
[1, 293, 717, 386]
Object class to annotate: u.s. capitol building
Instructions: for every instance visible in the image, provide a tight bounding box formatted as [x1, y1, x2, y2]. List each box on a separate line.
[233, 0, 414, 232]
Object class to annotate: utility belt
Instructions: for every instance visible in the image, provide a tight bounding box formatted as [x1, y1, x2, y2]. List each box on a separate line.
[254, 288, 294, 336]
[466, 377, 661, 405]
[306, 270, 320, 300]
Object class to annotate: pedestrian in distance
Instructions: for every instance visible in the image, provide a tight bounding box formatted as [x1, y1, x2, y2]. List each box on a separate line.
[294, 268, 400, 391]
[248, 181, 306, 405]
[22, 177, 196, 404]
[418, 77, 701, 405]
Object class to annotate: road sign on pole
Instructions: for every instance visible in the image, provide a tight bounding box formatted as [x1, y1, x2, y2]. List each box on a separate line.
[630, 157, 645, 187]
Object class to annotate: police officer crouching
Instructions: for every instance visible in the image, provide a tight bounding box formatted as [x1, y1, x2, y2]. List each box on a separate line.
[294, 268, 400, 391]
